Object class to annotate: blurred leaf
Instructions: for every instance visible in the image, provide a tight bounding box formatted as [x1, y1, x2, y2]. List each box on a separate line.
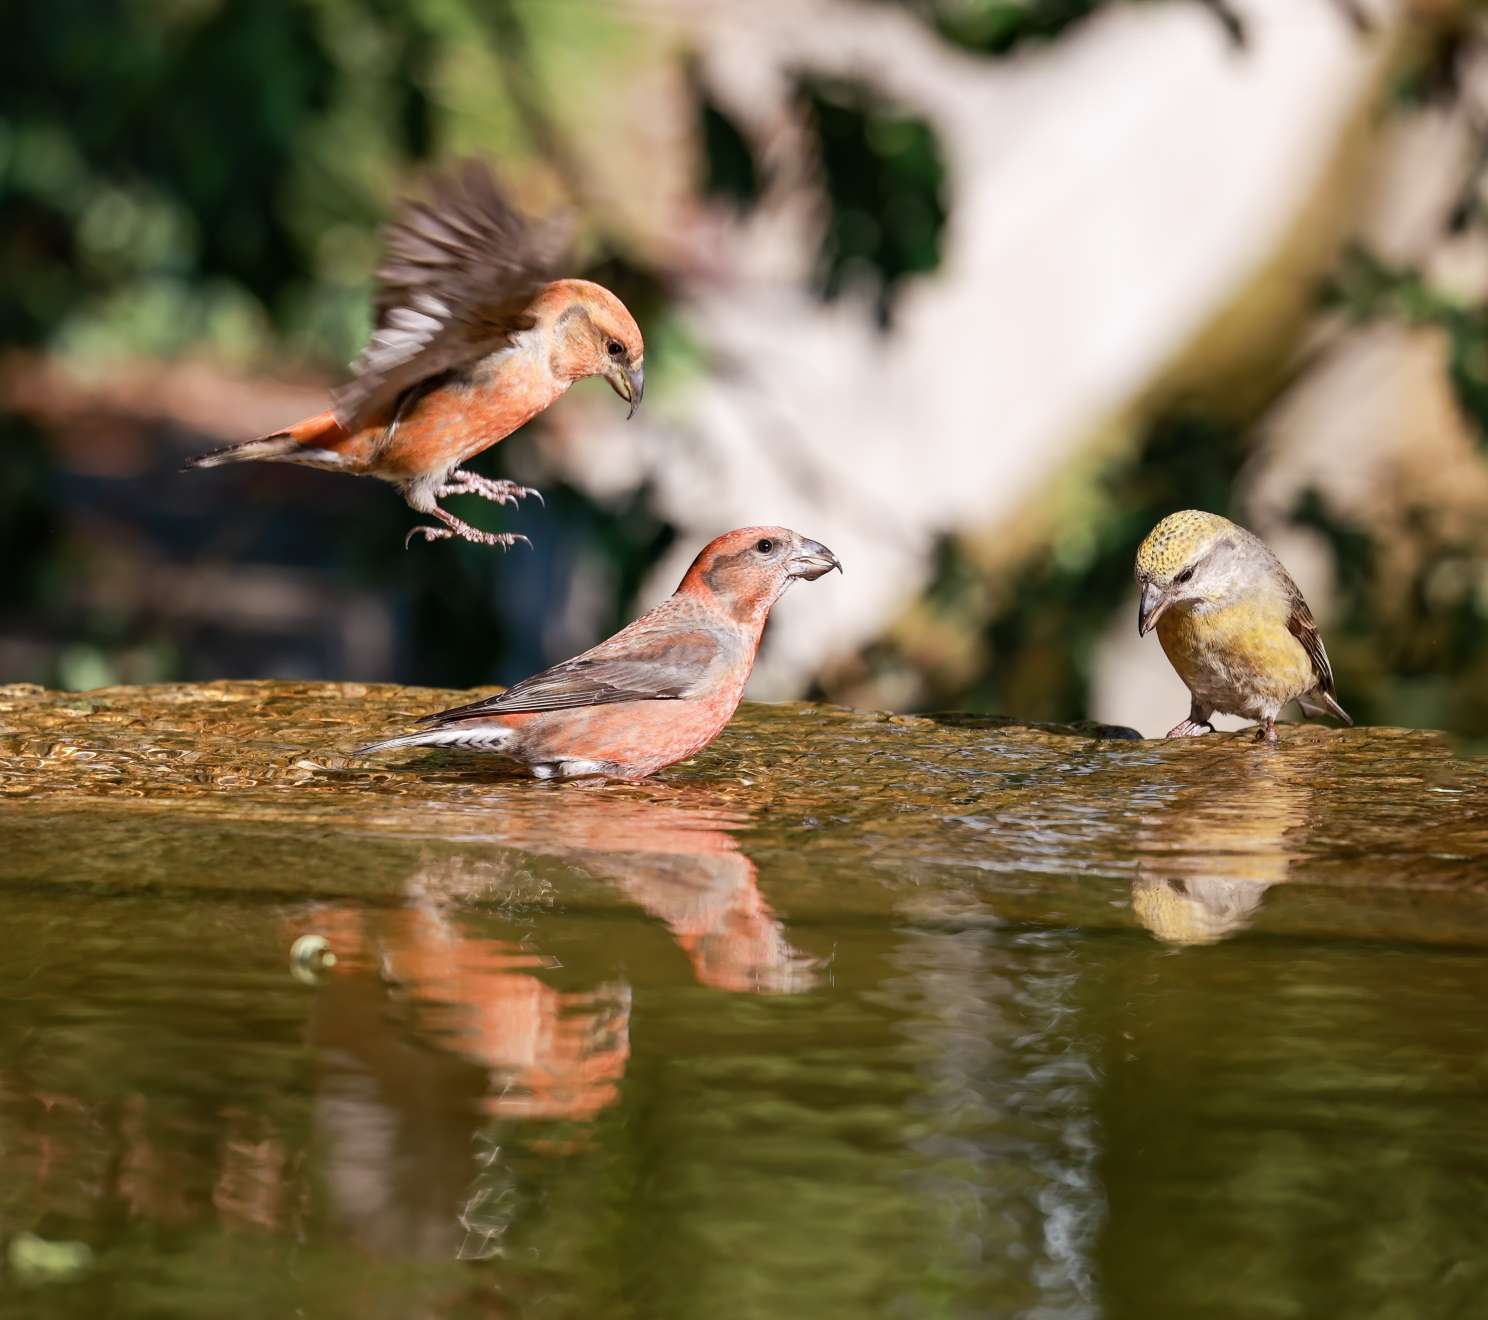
[799, 78, 948, 327]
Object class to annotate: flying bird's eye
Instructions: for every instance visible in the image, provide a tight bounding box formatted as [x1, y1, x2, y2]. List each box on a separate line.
[1175, 566, 1195, 584]
[756, 538, 774, 554]
[606, 339, 625, 357]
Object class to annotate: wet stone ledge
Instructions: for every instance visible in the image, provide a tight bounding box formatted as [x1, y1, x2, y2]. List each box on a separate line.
[0, 681, 1485, 948]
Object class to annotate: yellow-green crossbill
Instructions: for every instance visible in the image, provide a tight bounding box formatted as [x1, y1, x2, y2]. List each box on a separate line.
[1134, 510, 1352, 742]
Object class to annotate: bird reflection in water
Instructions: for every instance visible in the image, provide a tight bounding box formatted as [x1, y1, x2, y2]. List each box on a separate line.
[1130, 752, 1312, 945]
[309, 889, 630, 1125]
[294, 788, 816, 1260]
[509, 793, 819, 996]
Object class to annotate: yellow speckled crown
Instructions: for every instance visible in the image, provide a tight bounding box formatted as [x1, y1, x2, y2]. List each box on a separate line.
[1135, 510, 1233, 579]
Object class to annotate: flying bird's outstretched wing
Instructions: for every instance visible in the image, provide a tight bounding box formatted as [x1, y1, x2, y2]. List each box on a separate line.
[333, 160, 572, 432]
[420, 628, 723, 723]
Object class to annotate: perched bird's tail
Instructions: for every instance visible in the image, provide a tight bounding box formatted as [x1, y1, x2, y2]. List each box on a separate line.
[183, 411, 349, 472]
[353, 724, 517, 758]
[1298, 690, 1353, 727]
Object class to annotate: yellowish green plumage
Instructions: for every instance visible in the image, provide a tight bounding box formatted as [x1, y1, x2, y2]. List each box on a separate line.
[1134, 510, 1351, 741]
[1157, 598, 1315, 721]
[1134, 508, 1230, 580]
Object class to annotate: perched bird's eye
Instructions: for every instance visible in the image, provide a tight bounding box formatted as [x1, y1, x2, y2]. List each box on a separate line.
[606, 339, 625, 357]
[1175, 566, 1195, 585]
[756, 538, 774, 554]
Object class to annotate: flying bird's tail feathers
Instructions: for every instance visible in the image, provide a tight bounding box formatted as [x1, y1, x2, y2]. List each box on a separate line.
[1298, 690, 1353, 727]
[353, 724, 517, 758]
[182, 411, 348, 471]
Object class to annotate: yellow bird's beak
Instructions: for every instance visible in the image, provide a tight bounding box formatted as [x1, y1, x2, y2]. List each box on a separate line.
[1138, 581, 1170, 636]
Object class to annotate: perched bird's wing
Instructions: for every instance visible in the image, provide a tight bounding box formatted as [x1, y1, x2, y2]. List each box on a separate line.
[1296, 689, 1352, 724]
[1284, 593, 1335, 693]
[1285, 589, 1353, 725]
[333, 160, 572, 432]
[420, 628, 723, 723]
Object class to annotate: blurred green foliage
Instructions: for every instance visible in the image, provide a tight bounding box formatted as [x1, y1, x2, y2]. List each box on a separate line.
[5, 1, 381, 363]
[697, 91, 763, 211]
[900, 0, 1109, 54]
[0, 417, 61, 607]
[1327, 246, 1488, 442]
[885, 0, 1260, 55]
[800, 80, 947, 326]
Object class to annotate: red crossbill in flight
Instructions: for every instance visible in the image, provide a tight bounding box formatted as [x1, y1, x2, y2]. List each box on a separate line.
[185, 160, 644, 549]
[356, 526, 842, 779]
[1135, 510, 1352, 743]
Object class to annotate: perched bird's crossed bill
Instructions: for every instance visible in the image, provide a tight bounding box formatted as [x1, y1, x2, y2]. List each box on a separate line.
[185, 160, 644, 549]
[1135, 510, 1352, 743]
[356, 527, 842, 780]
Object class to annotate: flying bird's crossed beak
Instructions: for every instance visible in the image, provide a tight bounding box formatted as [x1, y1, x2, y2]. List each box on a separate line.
[789, 539, 843, 581]
[1138, 581, 1171, 636]
[607, 361, 646, 419]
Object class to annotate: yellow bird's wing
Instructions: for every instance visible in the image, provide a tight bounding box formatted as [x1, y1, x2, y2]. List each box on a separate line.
[1285, 591, 1352, 726]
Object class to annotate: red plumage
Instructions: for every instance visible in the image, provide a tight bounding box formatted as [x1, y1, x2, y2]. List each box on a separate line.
[184, 161, 645, 549]
[357, 527, 842, 780]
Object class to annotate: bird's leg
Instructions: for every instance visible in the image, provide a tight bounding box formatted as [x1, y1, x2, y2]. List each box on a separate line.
[439, 470, 544, 508]
[1164, 702, 1215, 739]
[1255, 719, 1279, 744]
[403, 478, 532, 550]
[405, 504, 531, 551]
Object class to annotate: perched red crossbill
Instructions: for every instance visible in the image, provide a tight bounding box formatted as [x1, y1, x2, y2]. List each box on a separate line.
[356, 526, 842, 779]
[185, 161, 644, 548]
[1135, 510, 1352, 742]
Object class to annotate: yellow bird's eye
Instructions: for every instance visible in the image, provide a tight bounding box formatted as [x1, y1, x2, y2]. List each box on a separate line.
[1175, 566, 1195, 584]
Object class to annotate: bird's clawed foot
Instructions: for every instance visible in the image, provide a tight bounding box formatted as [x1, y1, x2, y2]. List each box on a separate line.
[438, 470, 544, 508]
[1255, 720, 1279, 744]
[405, 507, 531, 550]
[1164, 718, 1215, 738]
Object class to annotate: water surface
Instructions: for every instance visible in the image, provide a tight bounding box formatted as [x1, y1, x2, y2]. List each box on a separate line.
[1, 682, 1485, 1317]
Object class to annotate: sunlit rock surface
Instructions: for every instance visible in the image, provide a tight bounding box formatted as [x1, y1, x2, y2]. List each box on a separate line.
[1, 682, 1486, 1318]
[2, 681, 1485, 944]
